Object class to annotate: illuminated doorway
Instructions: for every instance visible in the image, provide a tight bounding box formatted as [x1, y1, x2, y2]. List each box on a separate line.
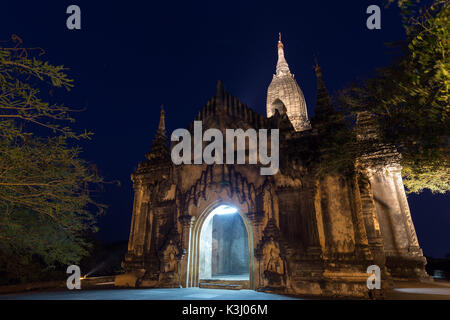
[198, 205, 249, 281]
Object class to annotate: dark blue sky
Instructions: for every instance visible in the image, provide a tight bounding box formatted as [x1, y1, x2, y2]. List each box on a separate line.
[1, 0, 449, 257]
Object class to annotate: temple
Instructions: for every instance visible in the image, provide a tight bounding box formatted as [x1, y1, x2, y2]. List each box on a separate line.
[116, 35, 430, 298]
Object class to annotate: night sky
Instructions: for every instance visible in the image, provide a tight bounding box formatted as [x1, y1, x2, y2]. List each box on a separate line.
[1, 1, 448, 257]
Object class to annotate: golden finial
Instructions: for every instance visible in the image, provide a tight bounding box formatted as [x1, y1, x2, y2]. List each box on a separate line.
[278, 32, 284, 49]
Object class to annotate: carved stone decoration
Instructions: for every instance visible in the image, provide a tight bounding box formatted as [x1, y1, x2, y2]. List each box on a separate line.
[255, 219, 287, 291]
[157, 229, 184, 287]
[264, 237, 284, 276]
[162, 240, 179, 273]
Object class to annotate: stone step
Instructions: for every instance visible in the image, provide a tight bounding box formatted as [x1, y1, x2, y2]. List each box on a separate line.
[199, 279, 250, 290]
[199, 283, 243, 290]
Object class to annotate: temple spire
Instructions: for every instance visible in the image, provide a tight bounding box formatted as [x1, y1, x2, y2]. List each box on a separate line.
[216, 80, 225, 100]
[267, 33, 310, 131]
[313, 59, 335, 123]
[146, 105, 169, 162]
[158, 105, 166, 134]
[276, 32, 290, 76]
[314, 57, 322, 78]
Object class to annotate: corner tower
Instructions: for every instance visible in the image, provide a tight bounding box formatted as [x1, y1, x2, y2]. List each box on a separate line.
[266, 33, 310, 131]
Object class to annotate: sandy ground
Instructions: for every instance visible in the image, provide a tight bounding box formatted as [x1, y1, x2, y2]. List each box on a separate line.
[0, 280, 449, 300]
[385, 280, 450, 300]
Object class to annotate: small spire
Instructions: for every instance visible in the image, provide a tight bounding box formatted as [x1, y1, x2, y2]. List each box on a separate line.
[278, 32, 283, 49]
[276, 32, 290, 76]
[313, 62, 336, 124]
[146, 105, 168, 162]
[158, 104, 166, 133]
[314, 56, 322, 77]
[216, 80, 225, 99]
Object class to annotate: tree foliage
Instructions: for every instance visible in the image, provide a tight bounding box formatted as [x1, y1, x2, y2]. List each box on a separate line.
[0, 35, 104, 284]
[338, 0, 449, 193]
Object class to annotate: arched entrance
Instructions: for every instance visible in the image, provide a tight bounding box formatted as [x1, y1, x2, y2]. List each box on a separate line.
[199, 205, 249, 281]
[186, 202, 254, 289]
[271, 98, 287, 115]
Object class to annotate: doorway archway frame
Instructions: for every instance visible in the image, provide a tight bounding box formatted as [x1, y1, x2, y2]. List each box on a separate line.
[186, 199, 255, 289]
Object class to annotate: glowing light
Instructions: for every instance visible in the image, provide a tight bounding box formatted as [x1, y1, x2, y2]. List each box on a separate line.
[213, 205, 238, 215]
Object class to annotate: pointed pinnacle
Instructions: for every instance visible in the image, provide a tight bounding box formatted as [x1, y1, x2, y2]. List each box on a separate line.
[277, 32, 284, 49]
[314, 56, 322, 77]
[158, 104, 165, 132]
[216, 80, 225, 99]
